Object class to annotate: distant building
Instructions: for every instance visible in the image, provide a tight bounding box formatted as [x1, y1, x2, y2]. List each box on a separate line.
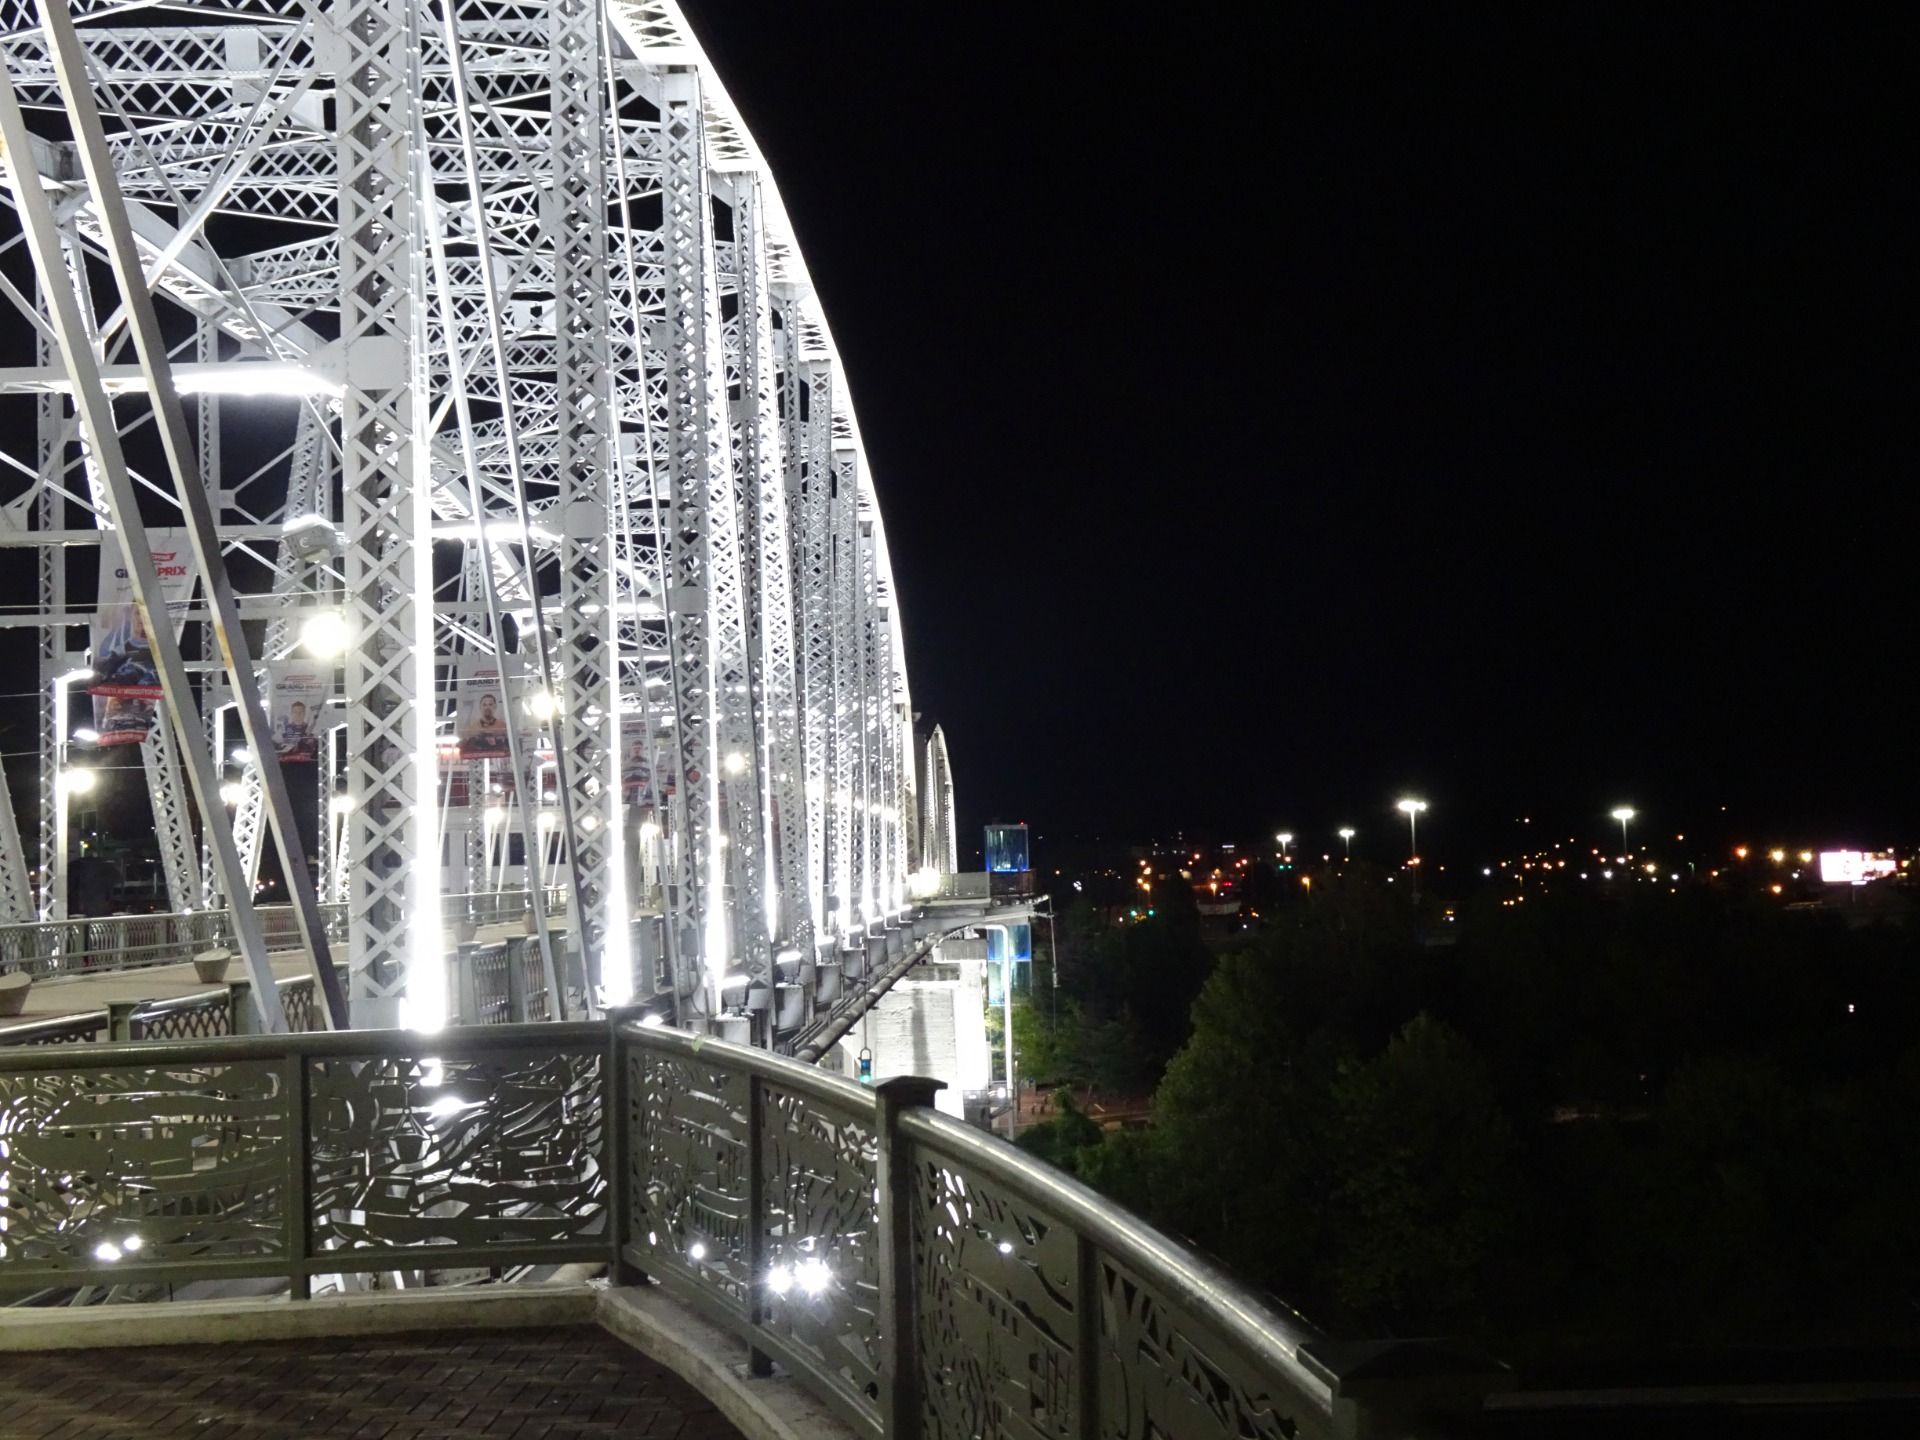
[986, 821, 1033, 898]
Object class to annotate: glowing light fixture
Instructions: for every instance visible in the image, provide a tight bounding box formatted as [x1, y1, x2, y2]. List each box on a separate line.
[58, 767, 98, 796]
[299, 609, 351, 658]
[1611, 806, 1635, 852]
[1396, 798, 1427, 861]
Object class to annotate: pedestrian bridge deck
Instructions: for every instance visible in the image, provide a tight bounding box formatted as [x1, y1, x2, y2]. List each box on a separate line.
[0, 1324, 739, 1440]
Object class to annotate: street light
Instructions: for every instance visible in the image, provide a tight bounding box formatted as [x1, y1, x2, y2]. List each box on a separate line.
[1276, 832, 1293, 860]
[1396, 798, 1427, 861]
[218, 781, 246, 806]
[1611, 806, 1636, 853]
[299, 609, 351, 658]
[58, 767, 98, 797]
[1338, 827, 1355, 858]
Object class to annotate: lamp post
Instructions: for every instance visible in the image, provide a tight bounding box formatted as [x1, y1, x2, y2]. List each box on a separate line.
[1396, 799, 1427, 900]
[1396, 798, 1427, 862]
[1276, 831, 1293, 862]
[1611, 806, 1635, 855]
[1338, 827, 1355, 859]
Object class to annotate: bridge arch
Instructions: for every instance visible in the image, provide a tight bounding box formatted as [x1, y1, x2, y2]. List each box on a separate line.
[0, 0, 913, 1034]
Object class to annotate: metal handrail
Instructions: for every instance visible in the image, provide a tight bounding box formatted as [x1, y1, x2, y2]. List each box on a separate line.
[0, 1009, 109, 1045]
[0, 891, 569, 980]
[900, 1105, 1335, 1416]
[618, 1015, 879, 1118]
[0, 1020, 603, 1072]
[614, 1019, 1339, 1440]
[0, 1016, 1353, 1439]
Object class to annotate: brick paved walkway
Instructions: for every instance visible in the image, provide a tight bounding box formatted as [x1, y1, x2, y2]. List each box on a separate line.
[0, 1325, 745, 1440]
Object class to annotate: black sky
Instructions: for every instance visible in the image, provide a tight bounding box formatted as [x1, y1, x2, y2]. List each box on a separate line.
[684, 3, 1913, 858]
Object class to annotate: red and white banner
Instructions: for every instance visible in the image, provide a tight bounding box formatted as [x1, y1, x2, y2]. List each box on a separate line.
[89, 531, 194, 746]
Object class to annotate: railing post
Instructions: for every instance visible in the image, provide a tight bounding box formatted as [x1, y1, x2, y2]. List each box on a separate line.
[874, 1075, 944, 1440]
[1075, 1234, 1101, 1440]
[452, 943, 478, 1027]
[505, 938, 529, 1022]
[746, 1073, 771, 1377]
[605, 1010, 648, 1285]
[283, 1045, 312, 1299]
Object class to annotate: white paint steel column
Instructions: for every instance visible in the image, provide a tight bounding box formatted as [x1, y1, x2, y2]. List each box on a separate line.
[734, 177, 810, 956]
[332, 0, 435, 1027]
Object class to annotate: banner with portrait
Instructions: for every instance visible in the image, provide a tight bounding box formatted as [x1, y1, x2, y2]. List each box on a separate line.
[89, 530, 195, 746]
[457, 666, 518, 760]
[267, 662, 327, 762]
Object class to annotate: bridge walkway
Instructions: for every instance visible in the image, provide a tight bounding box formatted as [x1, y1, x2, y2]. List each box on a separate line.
[0, 1325, 739, 1440]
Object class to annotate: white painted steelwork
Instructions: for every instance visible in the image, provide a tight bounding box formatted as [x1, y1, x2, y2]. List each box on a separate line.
[0, 0, 918, 1040]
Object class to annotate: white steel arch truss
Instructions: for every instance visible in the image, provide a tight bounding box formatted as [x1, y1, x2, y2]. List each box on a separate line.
[0, 0, 918, 1041]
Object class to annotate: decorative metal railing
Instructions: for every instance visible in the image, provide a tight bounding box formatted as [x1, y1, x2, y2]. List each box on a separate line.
[0, 974, 331, 1049]
[0, 891, 569, 980]
[0, 1018, 1340, 1439]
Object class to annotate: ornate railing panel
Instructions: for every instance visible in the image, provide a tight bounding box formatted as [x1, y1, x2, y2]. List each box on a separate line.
[309, 1040, 606, 1258]
[911, 1139, 1081, 1440]
[472, 942, 512, 1024]
[0, 1054, 289, 1282]
[901, 1111, 1335, 1440]
[0, 1025, 607, 1295]
[128, 992, 233, 1043]
[627, 1042, 755, 1313]
[1, 1016, 1342, 1439]
[758, 1076, 885, 1420]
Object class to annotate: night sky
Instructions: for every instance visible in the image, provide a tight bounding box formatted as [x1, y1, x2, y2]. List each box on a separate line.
[0, 7, 1908, 873]
[687, 4, 1912, 860]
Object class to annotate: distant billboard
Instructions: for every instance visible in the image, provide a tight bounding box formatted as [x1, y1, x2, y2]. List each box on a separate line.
[1818, 851, 1897, 886]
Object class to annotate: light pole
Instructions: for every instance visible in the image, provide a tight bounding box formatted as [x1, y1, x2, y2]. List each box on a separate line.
[1611, 806, 1635, 855]
[1397, 798, 1427, 900]
[1276, 831, 1293, 862]
[1338, 827, 1355, 859]
[1396, 798, 1427, 861]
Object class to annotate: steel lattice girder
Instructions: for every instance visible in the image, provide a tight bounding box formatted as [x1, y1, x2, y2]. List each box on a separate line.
[0, 0, 916, 1034]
